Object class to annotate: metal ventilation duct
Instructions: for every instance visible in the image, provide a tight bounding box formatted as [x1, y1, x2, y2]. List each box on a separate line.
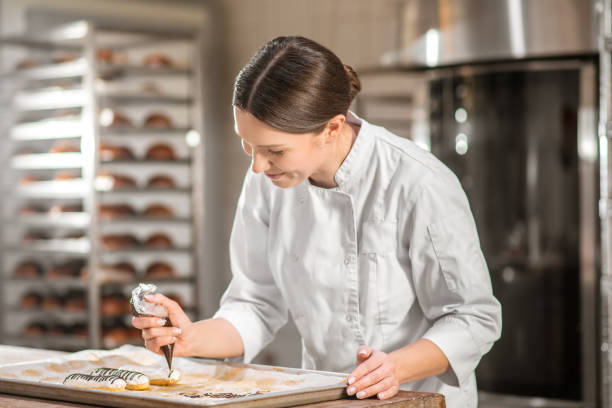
[384, 0, 600, 67]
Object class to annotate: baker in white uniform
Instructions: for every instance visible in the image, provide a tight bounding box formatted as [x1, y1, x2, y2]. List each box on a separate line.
[133, 36, 502, 408]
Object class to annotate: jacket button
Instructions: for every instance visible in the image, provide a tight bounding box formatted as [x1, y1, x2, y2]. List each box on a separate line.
[346, 315, 352, 322]
[344, 257, 350, 265]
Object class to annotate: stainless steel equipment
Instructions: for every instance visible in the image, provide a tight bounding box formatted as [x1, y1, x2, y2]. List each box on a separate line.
[356, 1, 604, 406]
[385, 0, 599, 67]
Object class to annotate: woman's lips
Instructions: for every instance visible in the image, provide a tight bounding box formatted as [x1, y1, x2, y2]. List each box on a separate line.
[266, 172, 284, 180]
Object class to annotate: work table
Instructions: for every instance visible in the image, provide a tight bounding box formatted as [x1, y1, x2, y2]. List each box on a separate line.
[0, 345, 445, 408]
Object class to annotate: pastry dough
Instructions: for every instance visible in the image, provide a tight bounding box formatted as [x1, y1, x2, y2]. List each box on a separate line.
[90, 368, 149, 391]
[63, 373, 126, 391]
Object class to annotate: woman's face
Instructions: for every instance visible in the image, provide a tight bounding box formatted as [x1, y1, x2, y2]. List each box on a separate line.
[234, 107, 330, 188]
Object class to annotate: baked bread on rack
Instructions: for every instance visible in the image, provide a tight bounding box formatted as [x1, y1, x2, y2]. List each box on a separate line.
[144, 233, 174, 249]
[145, 261, 175, 279]
[99, 203, 136, 220]
[146, 175, 176, 189]
[100, 234, 140, 250]
[99, 143, 136, 161]
[13, 261, 43, 278]
[144, 113, 173, 128]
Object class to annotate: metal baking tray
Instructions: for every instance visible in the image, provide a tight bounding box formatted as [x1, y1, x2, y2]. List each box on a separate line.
[0, 346, 347, 408]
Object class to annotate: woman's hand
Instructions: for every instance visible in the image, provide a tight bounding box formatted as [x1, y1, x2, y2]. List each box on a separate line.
[346, 345, 400, 400]
[131, 293, 195, 356]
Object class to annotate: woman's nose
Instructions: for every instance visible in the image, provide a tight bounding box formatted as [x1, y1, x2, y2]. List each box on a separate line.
[251, 153, 270, 173]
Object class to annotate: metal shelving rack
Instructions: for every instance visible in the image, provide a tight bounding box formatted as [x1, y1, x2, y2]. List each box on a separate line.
[0, 20, 206, 351]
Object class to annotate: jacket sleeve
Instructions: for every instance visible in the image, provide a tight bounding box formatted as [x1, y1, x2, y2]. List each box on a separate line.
[406, 170, 502, 387]
[213, 170, 288, 363]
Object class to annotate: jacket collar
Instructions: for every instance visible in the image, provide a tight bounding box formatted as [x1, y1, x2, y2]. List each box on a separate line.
[332, 111, 371, 192]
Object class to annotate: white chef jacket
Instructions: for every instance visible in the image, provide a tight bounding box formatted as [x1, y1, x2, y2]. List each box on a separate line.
[214, 112, 502, 408]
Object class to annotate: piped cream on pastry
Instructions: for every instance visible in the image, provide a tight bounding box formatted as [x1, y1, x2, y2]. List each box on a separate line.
[90, 367, 149, 390]
[63, 373, 126, 391]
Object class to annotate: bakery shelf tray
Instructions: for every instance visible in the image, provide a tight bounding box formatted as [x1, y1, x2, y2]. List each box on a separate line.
[14, 88, 87, 111]
[9, 238, 91, 254]
[0, 345, 347, 408]
[3, 59, 87, 81]
[98, 64, 191, 78]
[10, 118, 83, 141]
[16, 213, 91, 228]
[17, 180, 88, 198]
[12, 153, 84, 169]
[100, 127, 191, 137]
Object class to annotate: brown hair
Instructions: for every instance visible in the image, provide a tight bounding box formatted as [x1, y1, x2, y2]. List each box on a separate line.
[233, 36, 361, 134]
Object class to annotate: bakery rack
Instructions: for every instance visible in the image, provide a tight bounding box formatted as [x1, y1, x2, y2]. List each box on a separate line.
[0, 20, 206, 350]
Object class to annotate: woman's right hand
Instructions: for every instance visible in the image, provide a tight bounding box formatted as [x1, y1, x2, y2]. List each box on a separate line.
[131, 293, 194, 356]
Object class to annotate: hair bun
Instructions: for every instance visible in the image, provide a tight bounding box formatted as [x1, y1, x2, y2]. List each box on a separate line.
[343, 64, 361, 103]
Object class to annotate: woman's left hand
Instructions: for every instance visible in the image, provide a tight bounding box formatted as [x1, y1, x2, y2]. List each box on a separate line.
[346, 345, 400, 400]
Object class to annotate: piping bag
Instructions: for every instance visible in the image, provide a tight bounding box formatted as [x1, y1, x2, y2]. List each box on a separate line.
[131, 283, 174, 370]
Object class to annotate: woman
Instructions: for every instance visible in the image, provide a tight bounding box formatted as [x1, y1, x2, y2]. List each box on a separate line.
[133, 36, 501, 407]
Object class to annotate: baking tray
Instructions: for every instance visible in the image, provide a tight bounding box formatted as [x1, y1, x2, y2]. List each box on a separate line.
[0, 345, 348, 407]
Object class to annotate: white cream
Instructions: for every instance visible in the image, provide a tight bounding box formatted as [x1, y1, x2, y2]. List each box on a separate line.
[63, 373, 126, 391]
[89, 368, 149, 387]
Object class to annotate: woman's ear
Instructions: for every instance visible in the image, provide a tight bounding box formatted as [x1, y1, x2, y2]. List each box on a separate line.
[323, 114, 346, 144]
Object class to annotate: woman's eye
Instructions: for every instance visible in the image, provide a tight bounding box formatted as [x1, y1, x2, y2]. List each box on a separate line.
[269, 150, 284, 156]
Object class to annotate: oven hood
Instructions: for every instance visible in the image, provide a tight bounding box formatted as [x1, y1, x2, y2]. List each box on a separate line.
[383, 0, 601, 68]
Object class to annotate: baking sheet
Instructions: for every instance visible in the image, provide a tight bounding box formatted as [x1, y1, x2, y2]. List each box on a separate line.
[0, 345, 347, 407]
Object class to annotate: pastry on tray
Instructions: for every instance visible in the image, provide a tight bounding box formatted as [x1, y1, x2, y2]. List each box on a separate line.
[144, 233, 173, 249]
[13, 261, 43, 278]
[63, 373, 126, 391]
[101, 294, 130, 317]
[145, 143, 175, 160]
[49, 203, 83, 214]
[100, 234, 140, 250]
[68, 323, 88, 339]
[145, 262, 175, 279]
[143, 113, 173, 129]
[49, 142, 80, 154]
[96, 48, 128, 66]
[146, 175, 176, 189]
[19, 175, 43, 185]
[99, 109, 132, 128]
[52, 53, 78, 64]
[99, 203, 136, 220]
[99, 143, 136, 161]
[20, 292, 42, 309]
[54, 171, 80, 181]
[42, 294, 63, 311]
[143, 204, 174, 218]
[22, 230, 50, 243]
[23, 321, 46, 336]
[47, 260, 84, 279]
[98, 262, 137, 281]
[64, 291, 87, 312]
[143, 53, 172, 69]
[16, 59, 39, 70]
[90, 368, 149, 390]
[18, 205, 45, 215]
[95, 172, 137, 190]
